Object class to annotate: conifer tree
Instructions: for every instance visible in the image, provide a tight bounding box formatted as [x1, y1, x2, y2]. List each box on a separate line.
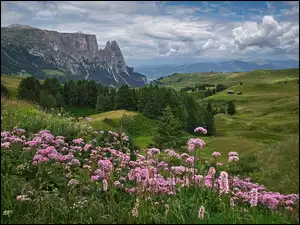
[96, 94, 110, 113]
[227, 100, 236, 115]
[154, 106, 184, 149]
[205, 102, 216, 136]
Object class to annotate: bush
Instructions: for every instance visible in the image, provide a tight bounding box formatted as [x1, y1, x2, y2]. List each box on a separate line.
[39, 90, 56, 109]
[216, 84, 226, 92]
[227, 101, 236, 115]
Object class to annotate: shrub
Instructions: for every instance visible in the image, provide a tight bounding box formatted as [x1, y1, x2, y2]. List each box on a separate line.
[227, 101, 236, 115]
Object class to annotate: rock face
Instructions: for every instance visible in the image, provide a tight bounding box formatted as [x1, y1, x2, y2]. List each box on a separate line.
[1, 24, 147, 87]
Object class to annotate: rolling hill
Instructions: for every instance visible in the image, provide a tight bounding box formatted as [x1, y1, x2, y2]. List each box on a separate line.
[155, 68, 299, 193]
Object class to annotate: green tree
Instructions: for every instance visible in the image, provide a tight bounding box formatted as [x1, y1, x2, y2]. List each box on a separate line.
[115, 85, 136, 111]
[39, 90, 56, 109]
[205, 102, 216, 136]
[216, 84, 226, 92]
[227, 100, 236, 115]
[154, 106, 184, 149]
[17, 76, 41, 102]
[96, 94, 110, 113]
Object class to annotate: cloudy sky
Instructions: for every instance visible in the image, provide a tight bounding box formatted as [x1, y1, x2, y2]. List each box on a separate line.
[1, 1, 299, 66]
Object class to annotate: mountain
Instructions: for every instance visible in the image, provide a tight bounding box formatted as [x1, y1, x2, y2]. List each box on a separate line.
[136, 59, 299, 81]
[1, 24, 147, 87]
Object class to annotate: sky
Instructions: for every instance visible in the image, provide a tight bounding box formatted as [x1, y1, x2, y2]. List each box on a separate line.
[1, 1, 299, 67]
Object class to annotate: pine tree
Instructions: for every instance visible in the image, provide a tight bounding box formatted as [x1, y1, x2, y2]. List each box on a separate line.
[115, 85, 136, 111]
[227, 101, 236, 115]
[96, 94, 110, 113]
[205, 102, 216, 136]
[153, 106, 184, 149]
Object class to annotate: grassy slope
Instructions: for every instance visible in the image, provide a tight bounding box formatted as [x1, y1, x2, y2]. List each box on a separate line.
[158, 69, 299, 194]
[87, 110, 155, 149]
[1, 74, 24, 97]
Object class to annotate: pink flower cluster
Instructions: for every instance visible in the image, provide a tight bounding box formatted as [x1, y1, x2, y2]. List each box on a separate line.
[187, 138, 205, 152]
[212, 152, 221, 158]
[2, 127, 299, 213]
[194, 126, 207, 134]
[228, 152, 239, 162]
[232, 177, 299, 209]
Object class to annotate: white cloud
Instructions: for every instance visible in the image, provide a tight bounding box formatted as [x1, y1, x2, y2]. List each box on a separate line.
[1, 1, 299, 65]
[232, 15, 299, 57]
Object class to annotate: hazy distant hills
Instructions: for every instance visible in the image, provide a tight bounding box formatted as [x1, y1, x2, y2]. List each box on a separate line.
[135, 59, 299, 81]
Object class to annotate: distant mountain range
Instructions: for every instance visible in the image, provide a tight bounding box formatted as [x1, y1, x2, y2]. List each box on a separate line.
[1, 24, 147, 87]
[135, 59, 299, 81]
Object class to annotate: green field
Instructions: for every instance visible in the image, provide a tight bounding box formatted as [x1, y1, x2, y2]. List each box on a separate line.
[1, 74, 24, 97]
[156, 68, 299, 194]
[1, 69, 299, 193]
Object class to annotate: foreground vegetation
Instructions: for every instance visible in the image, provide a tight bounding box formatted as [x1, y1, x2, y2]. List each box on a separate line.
[1, 68, 299, 223]
[1, 99, 299, 223]
[152, 69, 299, 194]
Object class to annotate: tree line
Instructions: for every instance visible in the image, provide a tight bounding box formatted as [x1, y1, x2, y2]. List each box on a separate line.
[16, 76, 216, 136]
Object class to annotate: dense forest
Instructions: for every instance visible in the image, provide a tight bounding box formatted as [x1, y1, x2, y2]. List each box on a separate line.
[15, 76, 216, 135]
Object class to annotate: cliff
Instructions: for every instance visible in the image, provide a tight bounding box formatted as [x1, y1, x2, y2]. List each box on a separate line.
[1, 24, 147, 87]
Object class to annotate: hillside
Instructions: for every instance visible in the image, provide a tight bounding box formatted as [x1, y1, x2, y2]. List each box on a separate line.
[137, 60, 299, 80]
[1, 74, 24, 97]
[154, 68, 299, 194]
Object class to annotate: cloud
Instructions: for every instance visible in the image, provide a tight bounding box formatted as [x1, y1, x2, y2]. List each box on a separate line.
[232, 15, 299, 57]
[1, 1, 299, 65]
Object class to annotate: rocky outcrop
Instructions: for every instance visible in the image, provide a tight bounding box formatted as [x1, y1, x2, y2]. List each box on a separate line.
[1, 24, 147, 87]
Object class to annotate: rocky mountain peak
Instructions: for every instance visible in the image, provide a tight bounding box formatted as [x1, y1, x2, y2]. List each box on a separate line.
[1, 25, 147, 87]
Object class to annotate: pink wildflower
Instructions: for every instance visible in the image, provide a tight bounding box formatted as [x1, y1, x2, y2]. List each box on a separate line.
[83, 144, 92, 151]
[219, 171, 229, 194]
[1, 142, 10, 149]
[230, 197, 236, 208]
[72, 138, 84, 145]
[228, 156, 239, 163]
[68, 179, 79, 186]
[114, 181, 122, 188]
[102, 179, 108, 191]
[185, 156, 195, 165]
[205, 175, 212, 188]
[228, 151, 239, 157]
[285, 200, 294, 205]
[132, 198, 139, 217]
[212, 152, 221, 158]
[198, 206, 205, 219]
[187, 138, 205, 152]
[250, 188, 258, 207]
[208, 167, 216, 177]
[16, 195, 31, 201]
[194, 126, 207, 134]
[164, 204, 169, 217]
[91, 175, 99, 182]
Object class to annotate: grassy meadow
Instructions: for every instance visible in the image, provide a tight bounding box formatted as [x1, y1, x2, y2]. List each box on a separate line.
[1, 97, 299, 224]
[155, 68, 299, 194]
[1, 69, 299, 224]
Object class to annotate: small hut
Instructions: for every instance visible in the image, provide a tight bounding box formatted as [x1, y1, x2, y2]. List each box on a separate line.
[237, 92, 242, 95]
[227, 90, 234, 94]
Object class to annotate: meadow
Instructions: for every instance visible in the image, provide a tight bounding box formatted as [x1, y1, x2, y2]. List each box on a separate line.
[1, 69, 299, 223]
[155, 69, 299, 194]
[1, 97, 299, 223]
